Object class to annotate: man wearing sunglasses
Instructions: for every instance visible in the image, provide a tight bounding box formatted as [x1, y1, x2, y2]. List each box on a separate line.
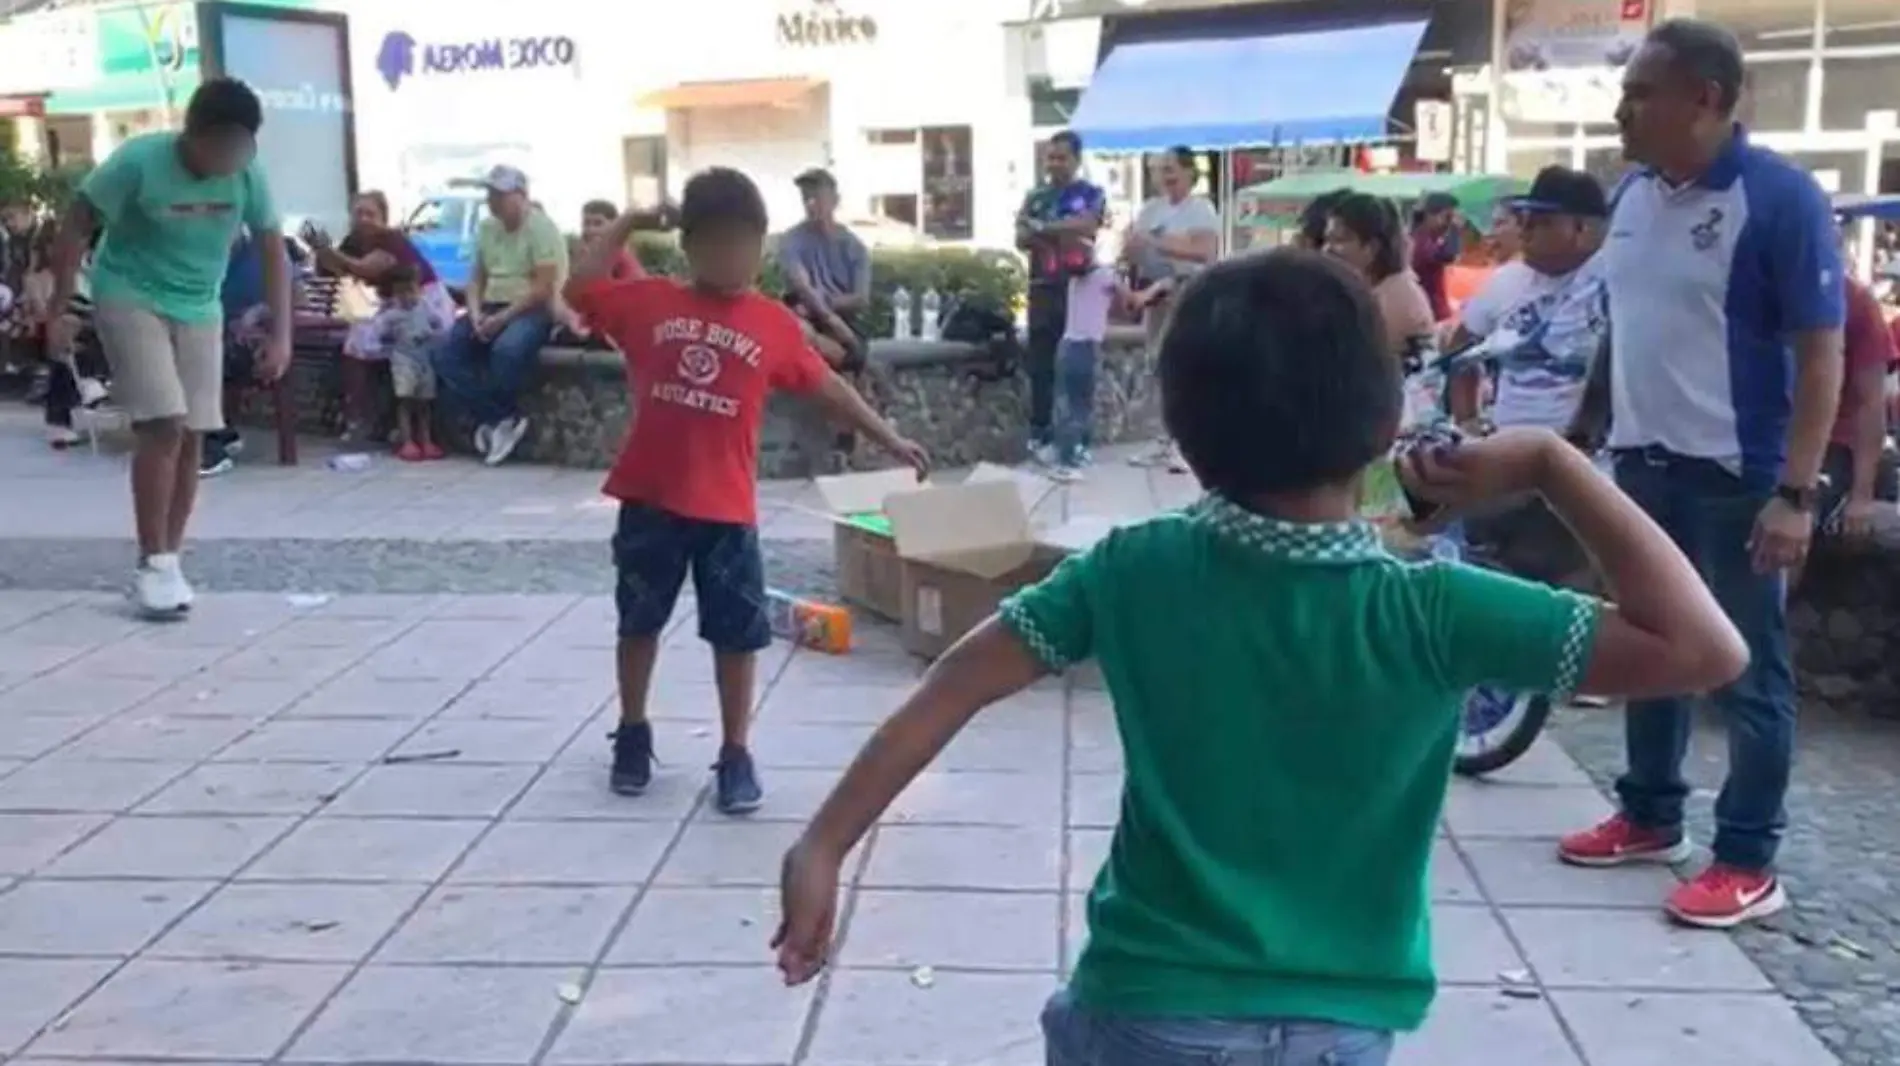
[44, 77, 289, 620]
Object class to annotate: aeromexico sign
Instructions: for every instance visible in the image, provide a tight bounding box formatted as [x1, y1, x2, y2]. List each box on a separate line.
[776, 0, 877, 46]
[376, 29, 577, 90]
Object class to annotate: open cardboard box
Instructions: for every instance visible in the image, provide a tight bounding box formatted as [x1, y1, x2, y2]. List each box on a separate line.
[811, 467, 923, 622]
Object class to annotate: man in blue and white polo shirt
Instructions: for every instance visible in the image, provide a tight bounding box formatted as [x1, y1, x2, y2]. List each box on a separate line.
[1558, 19, 1845, 930]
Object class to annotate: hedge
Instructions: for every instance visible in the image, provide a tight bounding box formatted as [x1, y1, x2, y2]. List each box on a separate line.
[623, 233, 1027, 339]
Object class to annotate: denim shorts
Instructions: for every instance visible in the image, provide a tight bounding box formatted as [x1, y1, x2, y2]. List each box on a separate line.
[1041, 989, 1394, 1066]
[611, 503, 771, 652]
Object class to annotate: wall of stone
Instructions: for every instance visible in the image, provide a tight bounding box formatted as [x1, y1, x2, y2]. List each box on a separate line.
[1791, 533, 1900, 719]
[236, 328, 1163, 478]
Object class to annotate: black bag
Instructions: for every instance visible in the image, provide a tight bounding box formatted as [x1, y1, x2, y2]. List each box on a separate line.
[939, 296, 1022, 384]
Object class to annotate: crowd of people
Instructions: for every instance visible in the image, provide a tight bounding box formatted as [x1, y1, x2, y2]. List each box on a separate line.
[3, 13, 1899, 1065]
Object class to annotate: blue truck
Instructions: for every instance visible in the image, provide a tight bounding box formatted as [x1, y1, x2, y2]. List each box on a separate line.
[401, 180, 488, 296]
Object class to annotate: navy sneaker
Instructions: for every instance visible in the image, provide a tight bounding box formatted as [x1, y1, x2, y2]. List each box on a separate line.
[610, 723, 654, 796]
[713, 745, 763, 815]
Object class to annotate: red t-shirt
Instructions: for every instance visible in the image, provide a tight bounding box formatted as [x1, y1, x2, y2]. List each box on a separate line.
[570, 276, 829, 525]
[609, 248, 644, 281]
[1834, 279, 1897, 447]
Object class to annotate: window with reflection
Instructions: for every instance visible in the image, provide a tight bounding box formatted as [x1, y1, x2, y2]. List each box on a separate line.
[1820, 54, 1900, 132]
[1739, 58, 1808, 130]
[1686, 0, 1818, 50]
[1822, 0, 1900, 47]
[1508, 147, 1570, 180]
[1787, 151, 1864, 194]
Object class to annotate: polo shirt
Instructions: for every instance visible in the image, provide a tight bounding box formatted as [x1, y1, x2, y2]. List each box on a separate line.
[999, 496, 1597, 1031]
[1602, 128, 1845, 487]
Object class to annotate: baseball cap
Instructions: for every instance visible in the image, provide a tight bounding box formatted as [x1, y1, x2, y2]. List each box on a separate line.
[482, 165, 529, 194]
[1509, 166, 1608, 218]
[794, 168, 837, 193]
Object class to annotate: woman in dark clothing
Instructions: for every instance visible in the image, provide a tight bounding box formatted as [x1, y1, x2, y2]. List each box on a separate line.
[305, 191, 449, 440]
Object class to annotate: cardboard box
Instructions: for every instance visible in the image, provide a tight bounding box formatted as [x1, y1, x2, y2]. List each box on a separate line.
[884, 469, 1068, 659]
[812, 468, 925, 621]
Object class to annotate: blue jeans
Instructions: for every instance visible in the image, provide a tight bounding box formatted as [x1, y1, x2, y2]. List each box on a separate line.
[431, 306, 553, 427]
[1041, 990, 1393, 1066]
[1612, 449, 1794, 871]
[1055, 338, 1099, 466]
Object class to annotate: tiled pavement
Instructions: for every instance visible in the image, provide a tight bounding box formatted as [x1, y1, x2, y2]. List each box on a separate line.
[0, 589, 1842, 1066]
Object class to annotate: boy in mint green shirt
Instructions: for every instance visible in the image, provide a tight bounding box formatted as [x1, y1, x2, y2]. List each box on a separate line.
[772, 250, 1748, 1064]
[44, 78, 290, 621]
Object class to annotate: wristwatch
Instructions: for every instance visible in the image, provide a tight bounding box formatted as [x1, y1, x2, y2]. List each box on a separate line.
[1775, 483, 1819, 513]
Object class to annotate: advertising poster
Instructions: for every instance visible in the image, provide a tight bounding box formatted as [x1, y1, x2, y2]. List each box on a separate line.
[1499, 0, 1652, 124]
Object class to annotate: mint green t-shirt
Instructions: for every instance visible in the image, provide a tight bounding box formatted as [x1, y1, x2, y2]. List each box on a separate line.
[79, 132, 279, 324]
[999, 496, 1599, 1032]
[476, 210, 567, 306]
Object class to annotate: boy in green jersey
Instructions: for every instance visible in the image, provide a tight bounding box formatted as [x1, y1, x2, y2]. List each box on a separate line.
[773, 249, 1747, 1065]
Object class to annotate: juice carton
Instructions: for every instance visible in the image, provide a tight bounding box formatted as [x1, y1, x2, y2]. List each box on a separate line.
[767, 589, 853, 655]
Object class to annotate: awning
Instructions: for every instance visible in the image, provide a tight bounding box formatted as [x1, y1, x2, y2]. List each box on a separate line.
[638, 77, 821, 111]
[1235, 171, 1527, 233]
[1069, 19, 1429, 151]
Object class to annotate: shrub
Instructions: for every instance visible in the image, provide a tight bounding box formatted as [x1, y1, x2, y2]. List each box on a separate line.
[0, 148, 86, 211]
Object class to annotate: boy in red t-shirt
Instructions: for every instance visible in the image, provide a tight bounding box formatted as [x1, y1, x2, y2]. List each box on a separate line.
[564, 167, 928, 814]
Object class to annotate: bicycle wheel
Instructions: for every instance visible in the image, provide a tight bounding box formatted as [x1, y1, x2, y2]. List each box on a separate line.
[1453, 686, 1553, 777]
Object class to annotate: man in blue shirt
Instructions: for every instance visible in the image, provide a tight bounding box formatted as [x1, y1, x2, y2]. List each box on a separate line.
[1015, 131, 1106, 463]
[1560, 19, 1845, 930]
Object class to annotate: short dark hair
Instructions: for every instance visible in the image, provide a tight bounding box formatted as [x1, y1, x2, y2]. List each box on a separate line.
[1049, 130, 1083, 156]
[1647, 17, 1745, 114]
[1328, 192, 1406, 281]
[183, 77, 263, 136]
[1165, 145, 1196, 171]
[1299, 189, 1352, 248]
[382, 262, 421, 288]
[679, 167, 769, 241]
[581, 200, 618, 221]
[1161, 250, 1399, 497]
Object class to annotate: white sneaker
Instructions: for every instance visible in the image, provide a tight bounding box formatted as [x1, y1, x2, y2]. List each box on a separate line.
[132, 554, 192, 619]
[76, 377, 109, 407]
[46, 425, 81, 449]
[1027, 442, 1058, 468]
[1049, 464, 1085, 484]
[473, 423, 494, 455]
[1165, 444, 1191, 475]
[485, 416, 529, 466]
[1128, 440, 1173, 468]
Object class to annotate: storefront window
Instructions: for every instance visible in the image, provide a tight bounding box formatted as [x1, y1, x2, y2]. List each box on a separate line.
[1820, 54, 1900, 131]
[1029, 77, 1080, 128]
[1684, 0, 1817, 51]
[1739, 58, 1808, 131]
[1822, 0, 1900, 47]
[921, 126, 974, 241]
[1788, 151, 1865, 194]
[1583, 146, 1633, 186]
[1507, 146, 1568, 180]
[872, 193, 918, 229]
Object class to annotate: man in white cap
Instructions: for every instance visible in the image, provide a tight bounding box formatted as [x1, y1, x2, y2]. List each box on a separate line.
[432, 164, 568, 465]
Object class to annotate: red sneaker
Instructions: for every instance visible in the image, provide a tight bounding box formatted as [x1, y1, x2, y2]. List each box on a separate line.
[420, 442, 446, 461]
[395, 441, 424, 462]
[1665, 864, 1787, 929]
[1557, 814, 1693, 867]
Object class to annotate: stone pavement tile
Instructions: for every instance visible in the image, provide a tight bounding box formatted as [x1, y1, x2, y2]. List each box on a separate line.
[508, 760, 706, 822]
[1431, 841, 1483, 904]
[1550, 989, 1841, 1066]
[25, 958, 348, 1059]
[0, 813, 108, 875]
[862, 825, 1062, 892]
[147, 882, 428, 962]
[136, 762, 359, 817]
[1068, 715, 1123, 775]
[4, 643, 98, 675]
[132, 676, 313, 720]
[0, 716, 100, 759]
[242, 816, 487, 883]
[0, 673, 171, 718]
[59, 637, 235, 682]
[840, 889, 1062, 972]
[0, 591, 79, 630]
[758, 681, 923, 725]
[214, 717, 413, 763]
[453, 820, 675, 885]
[423, 592, 583, 624]
[688, 768, 853, 825]
[323, 763, 537, 818]
[312, 593, 447, 619]
[0, 957, 116, 1055]
[1068, 771, 1121, 830]
[391, 717, 583, 764]
[1443, 782, 1613, 838]
[1392, 987, 1583, 1065]
[885, 770, 1063, 830]
[749, 721, 879, 770]
[656, 821, 814, 888]
[4, 600, 141, 647]
[803, 968, 1051, 1066]
[1461, 837, 1683, 908]
[355, 619, 544, 680]
[1067, 829, 1111, 890]
[58, 714, 254, 762]
[278, 671, 467, 720]
[285, 963, 569, 1064]
[547, 966, 816, 1066]
[1467, 735, 1596, 788]
[605, 886, 781, 965]
[632, 681, 726, 722]
[44, 815, 295, 879]
[437, 677, 612, 720]
[202, 643, 363, 686]
[264, 613, 418, 650]
[775, 647, 922, 689]
[0, 758, 194, 814]
[377, 884, 634, 965]
[0, 878, 216, 956]
[487, 641, 614, 684]
[1063, 892, 1087, 973]
[936, 719, 1067, 774]
[1502, 907, 1775, 991]
[1430, 903, 1531, 985]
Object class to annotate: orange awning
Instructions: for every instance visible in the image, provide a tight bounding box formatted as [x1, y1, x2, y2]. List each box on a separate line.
[638, 77, 821, 111]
